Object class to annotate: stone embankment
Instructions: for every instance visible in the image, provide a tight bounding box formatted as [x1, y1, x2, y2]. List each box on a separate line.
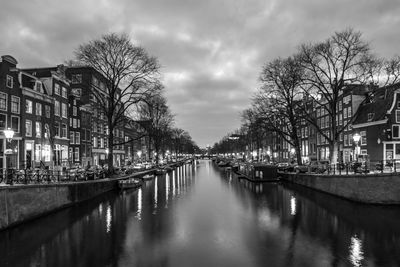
[0, 161, 187, 231]
[280, 172, 400, 205]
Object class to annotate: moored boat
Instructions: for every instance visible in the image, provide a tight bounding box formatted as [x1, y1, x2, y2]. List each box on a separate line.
[118, 178, 142, 190]
[142, 174, 155, 180]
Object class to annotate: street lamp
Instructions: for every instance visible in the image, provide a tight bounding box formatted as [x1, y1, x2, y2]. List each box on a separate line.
[137, 150, 142, 162]
[353, 133, 361, 162]
[4, 128, 15, 184]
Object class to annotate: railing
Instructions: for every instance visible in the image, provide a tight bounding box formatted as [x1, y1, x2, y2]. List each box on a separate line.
[0, 168, 109, 185]
[279, 160, 400, 175]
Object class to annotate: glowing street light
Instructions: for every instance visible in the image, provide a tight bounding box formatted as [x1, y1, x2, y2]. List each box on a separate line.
[353, 133, 361, 162]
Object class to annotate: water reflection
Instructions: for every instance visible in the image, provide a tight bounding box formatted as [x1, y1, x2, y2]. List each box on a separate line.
[0, 161, 400, 267]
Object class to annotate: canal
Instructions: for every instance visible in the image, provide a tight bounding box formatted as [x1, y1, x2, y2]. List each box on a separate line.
[1, 160, 400, 266]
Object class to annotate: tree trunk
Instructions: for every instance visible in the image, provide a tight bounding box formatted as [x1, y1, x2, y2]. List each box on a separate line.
[108, 134, 114, 173]
[329, 141, 339, 166]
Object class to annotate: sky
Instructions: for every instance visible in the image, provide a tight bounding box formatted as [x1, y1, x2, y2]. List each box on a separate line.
[1, 0, 400, 147]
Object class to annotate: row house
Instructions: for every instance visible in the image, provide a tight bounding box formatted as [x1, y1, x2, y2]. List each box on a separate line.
[0, 55, 23, 169]
[66, 67, 126, 167]
[23, 66, 71, 169]
[352, 83, 400, 164]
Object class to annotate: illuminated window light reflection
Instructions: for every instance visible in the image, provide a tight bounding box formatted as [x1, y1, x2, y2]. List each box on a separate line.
[349, 235, 364, 267]
[137, 188, 142, 220]
[154, 177, 158, 210]
[290, 196, 296, 216]
[106, 205, 112, 233]
[165, 174, 169, 206]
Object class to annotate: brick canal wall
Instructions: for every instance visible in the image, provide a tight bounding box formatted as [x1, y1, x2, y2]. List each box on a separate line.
[0, 179, 118, 231]
[280, 172, 400, 204]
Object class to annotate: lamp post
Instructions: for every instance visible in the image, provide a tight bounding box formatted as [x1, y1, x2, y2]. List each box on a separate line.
[137, 150, 142, 162]
[290, 148, 296, 164]
[353, 133, 361, 162]
[4, 128, 15, 184]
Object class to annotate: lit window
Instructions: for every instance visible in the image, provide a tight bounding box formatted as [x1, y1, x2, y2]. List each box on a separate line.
[54, 83, 60, 95]
[36, 122, 41, 137]
[55, 122, 60, 137]
[61, 103, 67, 118]
[75, 132, 80, 144]
[25, 99, 32, 113]
[35, 144, 41, 161]
[36, 103, 42, 116]
[62, 87, 67, 98]
[54, 101, 60, 116]
[26, 120, 32, 137]
[74, 147, 80, 162]
[62, 124, 67, 138]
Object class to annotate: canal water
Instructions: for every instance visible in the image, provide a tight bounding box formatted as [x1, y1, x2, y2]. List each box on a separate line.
[1, 160, 400, 267]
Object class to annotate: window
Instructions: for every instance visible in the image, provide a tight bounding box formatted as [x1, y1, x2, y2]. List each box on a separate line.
[26, 120, 32, 137]
[76, 132, 80, 144]
[36, 122, 41, 137]
[62, 124, 67, 138]
[77, 119, 80, 128]
[360, 131, 367, 145]
[70, 118, 73, 127]
[54, 84, 60, 95]
[100, 137, 104, 148]
[93, 136, 97, 148]
[55, 122, 60, 137]
[93, 122, 97, 133]
[11, 116, 19, 133]
[54, 101, 60, 116]
[72, 88, 81, 96]
[344, 134, 348, 146]
[0, 93, 7, 111]
[62, 87, 67, 98]
[343, 107, 347, 119]
[61, 103, 67, 118]
[71, 74, 82, 84]
[393, 125, 400, 138]
[25, 99, 32, 113]
[348, 106, 352, 117]
[43, 145, 51, 162]
[35, 144, 41, 161]
[82, 130, 86, 141]
[44, 124, 50, 138]
[6, 75, 13, 88]
[74, 148, 80, 162]
[45, 105, 50, 118]
[35, 103, 42, 116]
[0, 114, 6, 130]
[11, 96, 20, 114]
[73, 118, 77, 128]
[339, 101, 342, 111]
[100, 82, 105, 91]
[35, 81, 42, 93]
[73, 106, 77, 116]
[70, 131, 75, 144]
[368, 113, 374, 122]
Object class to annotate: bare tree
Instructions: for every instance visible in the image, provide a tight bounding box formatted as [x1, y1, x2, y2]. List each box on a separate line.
[74, 33, 161, 171]
[298, 28, 376, 164]
[138, 95, 174, 164]
[253, 56, 304, 164]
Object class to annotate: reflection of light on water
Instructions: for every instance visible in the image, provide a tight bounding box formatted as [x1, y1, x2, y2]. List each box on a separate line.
[290, 196, 296, 215]
[154, 177, 158, 211]
[106, 205, 112, 233]
[165, 174, 169, 206]
[99, 204, 103, 215]
[349, 235, 364, 267]
[137, 188, 142, 220]
[172, 172, 176, 197]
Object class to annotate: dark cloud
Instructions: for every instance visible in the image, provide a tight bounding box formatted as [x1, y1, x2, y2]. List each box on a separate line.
[2, 0, 400, 146]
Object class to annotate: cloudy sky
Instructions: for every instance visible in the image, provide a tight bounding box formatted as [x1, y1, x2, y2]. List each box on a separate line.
[1, 0, 400, 147]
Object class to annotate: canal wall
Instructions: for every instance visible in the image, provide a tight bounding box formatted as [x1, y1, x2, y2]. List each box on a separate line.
[0, 179, 118, 231]
[280, 172, 400, 204]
